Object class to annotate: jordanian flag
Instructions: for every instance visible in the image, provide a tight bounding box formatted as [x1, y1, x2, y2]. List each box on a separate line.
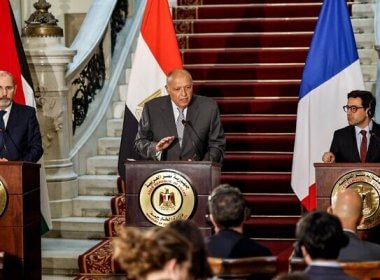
[118, 0, 182, 180]
[0, 0, 52, 233]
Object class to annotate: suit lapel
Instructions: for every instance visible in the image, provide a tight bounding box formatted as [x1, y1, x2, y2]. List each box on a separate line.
[5, 103, 19, 132]
[368, 122, 380, 161]
[350, 126, 361, 162]
[181, 96, 200, 155]
[160, 97, 177, 136]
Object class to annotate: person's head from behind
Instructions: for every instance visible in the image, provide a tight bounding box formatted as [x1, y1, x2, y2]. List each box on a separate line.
[113, 226, 191, 280]
[208, 184, 247, 232]
[0, 70, 16, 110]
[168, 219, 211, 279]
[345, 90, 375, 128]
[296, 211, 348, 263]
[166, 69, 193, 109]
[329, 188, 364, 231]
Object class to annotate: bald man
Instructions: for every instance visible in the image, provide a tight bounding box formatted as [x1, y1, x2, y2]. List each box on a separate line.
[329, 189, 380, 261]
[134, 69, 225, 162]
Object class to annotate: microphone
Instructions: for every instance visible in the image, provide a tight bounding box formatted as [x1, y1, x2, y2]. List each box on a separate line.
[182, 119, 203, 161]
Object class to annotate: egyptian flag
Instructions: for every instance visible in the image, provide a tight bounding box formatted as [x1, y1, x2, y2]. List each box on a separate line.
[0, 0, 52, 232]
[117, 0, 182, 181]
[291, 0, 365, 210]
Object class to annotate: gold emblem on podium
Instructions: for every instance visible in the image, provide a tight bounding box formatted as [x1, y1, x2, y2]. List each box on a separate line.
[332, 170, 380, 229]
[0, 178, 8, 217]
[139, 169, 196, 227]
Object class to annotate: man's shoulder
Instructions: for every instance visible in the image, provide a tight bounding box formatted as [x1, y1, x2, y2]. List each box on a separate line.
[192, 95, 216, 105]
[145, 95, 169, 106]
[334, 125, 353, 135]
[11, 102, 35, 114]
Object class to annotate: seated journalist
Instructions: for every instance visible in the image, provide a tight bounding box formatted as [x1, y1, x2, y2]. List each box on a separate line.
[134, 68, 226, 162]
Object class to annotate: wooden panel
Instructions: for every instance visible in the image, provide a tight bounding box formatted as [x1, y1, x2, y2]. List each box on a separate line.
[0, 162, 40, 194]
[0, 162, 41, 279]
[125, 161, 221, 195]
[0, 189, 40, 226]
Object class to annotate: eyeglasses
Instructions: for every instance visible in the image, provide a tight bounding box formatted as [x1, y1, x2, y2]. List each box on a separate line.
[343, 105, 365, 113]
[0, 86, 14, 93]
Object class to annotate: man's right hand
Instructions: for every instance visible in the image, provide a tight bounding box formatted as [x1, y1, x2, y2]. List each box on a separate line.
[322, 152, 336, 163]
[155, 136, 175, 152]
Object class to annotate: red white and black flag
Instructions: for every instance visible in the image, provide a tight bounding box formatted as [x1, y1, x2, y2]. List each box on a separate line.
[0, 0, 52, 232]
[118, 0, 182, 181]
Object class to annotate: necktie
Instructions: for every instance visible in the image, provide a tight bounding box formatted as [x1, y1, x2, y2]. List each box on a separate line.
[360, 130, 367, 163]
[176, 107, 185, 147]
[0, 111, 6, 153]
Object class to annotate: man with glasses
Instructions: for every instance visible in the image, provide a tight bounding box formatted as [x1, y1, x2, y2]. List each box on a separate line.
[0, 70, 43, 162]
[322, 90, 380, 163]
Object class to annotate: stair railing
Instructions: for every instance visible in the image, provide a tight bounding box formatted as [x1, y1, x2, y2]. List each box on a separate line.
[67, 0, 146, 159]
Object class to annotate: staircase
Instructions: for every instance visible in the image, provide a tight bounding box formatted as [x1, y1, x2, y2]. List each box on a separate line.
[174, 0, 319, 254]
[42, 0, 377, 278]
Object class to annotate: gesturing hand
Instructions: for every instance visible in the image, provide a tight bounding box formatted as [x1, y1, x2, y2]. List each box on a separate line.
[155, 136, 175, 152]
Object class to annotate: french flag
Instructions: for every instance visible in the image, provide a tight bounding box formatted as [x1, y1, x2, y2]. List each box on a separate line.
[291, 0, 365, 210]
[0, 0, 51, 231]
[118, 0, 182, 181]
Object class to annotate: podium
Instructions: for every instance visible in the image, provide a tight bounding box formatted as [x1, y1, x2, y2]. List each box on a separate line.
[125, 161, 221, 235]
[0, 162, 41, 279]
[314, 163, 380, 243]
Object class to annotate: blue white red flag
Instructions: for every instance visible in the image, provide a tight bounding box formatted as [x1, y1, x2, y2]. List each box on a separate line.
[291, 0, 365, 210]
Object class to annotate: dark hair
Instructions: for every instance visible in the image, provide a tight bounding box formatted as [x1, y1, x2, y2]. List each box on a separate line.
[296, 211, 348, 260]
[208, 184, 247, 229]
[113, 226, 191, 279]
[348, 90, 376, 117]
[168, 219, 211, 279]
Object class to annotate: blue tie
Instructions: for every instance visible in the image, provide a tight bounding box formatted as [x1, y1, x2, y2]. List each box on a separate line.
[0, 111, 7, 154]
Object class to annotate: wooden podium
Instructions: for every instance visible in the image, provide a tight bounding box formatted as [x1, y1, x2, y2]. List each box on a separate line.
[125, 161, 221, 235]
[314, 163, 380, 243]
[0, 162, 41, 279]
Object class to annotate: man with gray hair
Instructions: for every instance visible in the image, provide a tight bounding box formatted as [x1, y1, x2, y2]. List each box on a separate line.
[0, 70, 42, 162]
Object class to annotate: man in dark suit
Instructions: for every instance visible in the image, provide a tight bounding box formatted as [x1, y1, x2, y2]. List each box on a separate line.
[323, 90, 380, 163]
[328, 188, 380, 261]
[206, 184, 272, 258]
[296, 211, 355, 280]
[0, 70, 43, 162]
[134, 69, 225, 162]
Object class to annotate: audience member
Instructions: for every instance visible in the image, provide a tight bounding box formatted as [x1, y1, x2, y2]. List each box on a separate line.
[113, 226, 191, 280]
[296, 211, 355, 280]
[328, 188, 380, 261]
[206, 184, 271, 258]
[168, 219, 211, 279]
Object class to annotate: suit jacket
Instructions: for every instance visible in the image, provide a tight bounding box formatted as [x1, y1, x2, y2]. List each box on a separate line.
[330, 121, 380, 162]
[338, 231, 380, 262]
[304, 265, 357, 280]
[0, 102, 43, 162]
[206, 229, 272, 259]
[134, 95, 226, 162]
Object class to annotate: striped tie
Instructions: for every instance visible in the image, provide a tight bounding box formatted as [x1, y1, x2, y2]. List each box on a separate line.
[176, 107, 185, 147]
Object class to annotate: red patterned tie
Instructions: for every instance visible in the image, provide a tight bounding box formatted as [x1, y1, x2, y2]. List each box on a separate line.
[360, 130, 367, 163]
